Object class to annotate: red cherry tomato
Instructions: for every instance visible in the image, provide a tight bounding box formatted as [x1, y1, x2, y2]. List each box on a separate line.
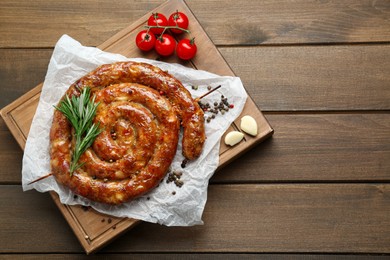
[176, 38, 197, 60]
[147, 13, 168, 35]
[168, 11, 189, 34]
[155, 34, 176, 56]
[135, 30, 156, 51]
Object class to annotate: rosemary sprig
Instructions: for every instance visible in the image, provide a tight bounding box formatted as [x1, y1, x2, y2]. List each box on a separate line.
[55, 87, 102, 175]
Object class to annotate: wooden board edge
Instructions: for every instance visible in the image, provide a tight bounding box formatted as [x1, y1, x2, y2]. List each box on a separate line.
[0, 84, 43, 150]
[0, 107, 27, 149]
[219, 127, 273, 169]
[49, 191, 140, 254]
[85, 219, 141, 254]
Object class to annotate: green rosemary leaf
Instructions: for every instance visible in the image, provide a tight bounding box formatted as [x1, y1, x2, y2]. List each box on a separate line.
[80, 123, 102, 150]
[54, 87, 102, 175]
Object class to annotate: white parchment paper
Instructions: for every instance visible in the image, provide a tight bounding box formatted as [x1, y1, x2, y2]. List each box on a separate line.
[22, 34, 247, 226]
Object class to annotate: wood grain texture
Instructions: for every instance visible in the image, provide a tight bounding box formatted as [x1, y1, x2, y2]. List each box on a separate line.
[0, 117, 23, 183]
[2, 113, 388, 184]
[0, 0, 161, 48]
[0, 0, 272, 253]
[1, 0, 389, 256]
[0, 49, 51, 108]
[1, 184, 389, 253]
[186, 0, 390, 45]
[220, 44, 390, 111]
[1, 45, 390, 112]
[214, 113, 390, 182]
[0, 187, 83, 252]
[0, 85, 41, 149]
[1, 254, 389, 259]
[1, 0, 389, 47]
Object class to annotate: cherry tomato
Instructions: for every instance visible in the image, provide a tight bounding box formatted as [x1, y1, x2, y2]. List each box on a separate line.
[155, 34, 176, 56]
[135, 30, 156, 51]
[168, 11, 189, 34]
[147, 13, 168, 35]
[176, 38, 197, 60]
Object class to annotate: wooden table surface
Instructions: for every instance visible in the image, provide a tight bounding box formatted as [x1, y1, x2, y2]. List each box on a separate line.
[1, 0, 389, 258]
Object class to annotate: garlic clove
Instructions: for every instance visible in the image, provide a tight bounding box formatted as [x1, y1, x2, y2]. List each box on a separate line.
[224, 131, 244, 146]
[240, 115, 258, 136]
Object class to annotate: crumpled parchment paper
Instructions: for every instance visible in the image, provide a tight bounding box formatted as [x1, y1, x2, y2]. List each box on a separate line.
[22, 34, 247, 226]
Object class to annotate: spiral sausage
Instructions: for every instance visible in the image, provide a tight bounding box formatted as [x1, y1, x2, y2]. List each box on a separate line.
[49, 61, 205, 204]
[72, 61, 205, 160]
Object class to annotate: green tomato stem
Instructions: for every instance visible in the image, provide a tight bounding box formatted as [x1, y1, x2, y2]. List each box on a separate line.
[145, 25, 190, 35]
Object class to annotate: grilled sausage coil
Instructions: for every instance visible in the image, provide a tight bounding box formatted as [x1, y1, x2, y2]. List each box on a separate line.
[50, 61, 205, 204]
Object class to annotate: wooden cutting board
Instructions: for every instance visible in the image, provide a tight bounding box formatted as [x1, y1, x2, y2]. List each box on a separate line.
[0, 0, 273, 254]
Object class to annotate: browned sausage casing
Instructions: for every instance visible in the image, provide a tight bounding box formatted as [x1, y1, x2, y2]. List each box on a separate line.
[49, 62, 205, 204]
[73, 61, 205, 160]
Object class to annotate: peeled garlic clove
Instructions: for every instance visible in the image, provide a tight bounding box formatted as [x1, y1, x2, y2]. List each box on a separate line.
[240, 115, 258, 136]
[224, 131, 244, 146]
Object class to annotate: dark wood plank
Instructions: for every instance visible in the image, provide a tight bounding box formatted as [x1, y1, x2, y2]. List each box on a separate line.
[220, 44, 390, 111]
[0, 0, 161, 48]
[0, 1, 272, 252]
[213, 113, 390, 182]
[2, 113, 388, 184]
[0, 117, 23, 183]
[0, 49, 51, 108]
[1, 0, 389, 47]
[1, 184, 389, 253]
[0, 186, 83, 252]
[1, 254, 388, 259]
[1, 44, 389, 112]
[1, 0, 388, 256]
[187, 0, 390, 45]
[2, 47, 388, 183]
